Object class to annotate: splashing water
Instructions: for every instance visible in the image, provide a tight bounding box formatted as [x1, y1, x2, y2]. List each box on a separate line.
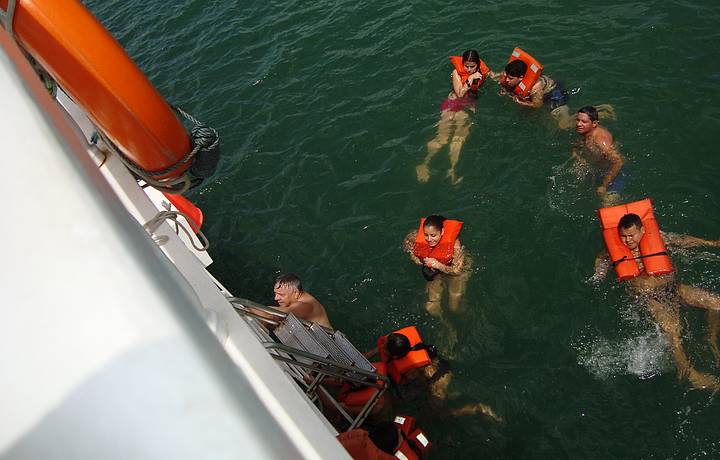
[576, 325, 673, 381]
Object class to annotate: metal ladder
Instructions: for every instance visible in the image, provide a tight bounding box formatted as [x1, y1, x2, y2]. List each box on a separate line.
[229, 297, 388, 430]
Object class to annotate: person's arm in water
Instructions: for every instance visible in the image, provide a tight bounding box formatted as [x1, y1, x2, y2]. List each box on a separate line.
[364, 346, 379, 359]
[511, 79, 545, 108]
[663, 232, 720, 249]
[595, 132, 624, 197]
[423, 239, 465, 275]
[590, 250, 611, 284]
[403, 231, 423, 265]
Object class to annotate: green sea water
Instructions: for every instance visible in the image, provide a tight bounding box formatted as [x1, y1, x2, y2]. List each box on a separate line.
[83, 1, 720, 457]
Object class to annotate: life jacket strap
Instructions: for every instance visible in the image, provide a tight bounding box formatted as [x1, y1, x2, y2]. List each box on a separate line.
[611, 251, 668, 268]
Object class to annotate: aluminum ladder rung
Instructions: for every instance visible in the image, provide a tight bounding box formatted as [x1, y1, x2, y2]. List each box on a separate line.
[332, 330, 376, 372]
[308, 323, 354, 367]
[275, 313, 330, 359]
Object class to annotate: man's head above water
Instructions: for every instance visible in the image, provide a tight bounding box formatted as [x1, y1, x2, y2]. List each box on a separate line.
[618, 213, 645, 250]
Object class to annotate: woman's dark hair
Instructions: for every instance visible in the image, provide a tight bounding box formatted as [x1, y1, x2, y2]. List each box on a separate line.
[505, 59, 527, 78]
[461, 49, 480, 64]
[577, 106, 599, 122]
[386, 333, 411, 359]
[423, 215, 446, 231]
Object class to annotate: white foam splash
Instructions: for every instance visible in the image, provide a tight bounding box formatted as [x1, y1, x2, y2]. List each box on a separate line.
[576, 326, 672, 380]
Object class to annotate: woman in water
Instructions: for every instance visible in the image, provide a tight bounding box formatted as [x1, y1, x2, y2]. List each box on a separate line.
[403, 215, 471, 321]
[416, 49, 489, 185]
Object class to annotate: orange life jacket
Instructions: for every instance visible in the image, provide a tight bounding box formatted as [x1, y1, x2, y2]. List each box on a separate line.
[377, 326, 432, 384]
[449, 55, 490, 92]
[598, 198, 674, 281]
[503, 47, 544, 98]
[338, 362, 388, 408]
[412, 219, 463, 266]
[336, 429, 397, 460]
[393, 415, 432, 460]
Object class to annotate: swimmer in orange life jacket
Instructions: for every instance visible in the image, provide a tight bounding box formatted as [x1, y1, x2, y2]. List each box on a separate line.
[593, 212, 720, 390]
[572, 106, 625, 205]
[495, 48, 615, 129]
[365, 330, 501, 421]
[403, 215, 471, 322]
[337, 419, 431, 460]
[417, 49, 490, 185]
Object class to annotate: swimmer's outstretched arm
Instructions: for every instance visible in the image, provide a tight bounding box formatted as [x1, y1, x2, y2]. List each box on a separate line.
[591, 251, 610, 283]
[363, 346, 379, 359]
[512, 89, 544, 108]
[597, 143, 624, 196]
[663, 232, 720, 249]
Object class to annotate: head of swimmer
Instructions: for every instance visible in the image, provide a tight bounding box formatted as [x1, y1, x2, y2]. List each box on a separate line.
[618, 214, 645, 251]
[576, 106, 599, 134]
[385, 333, 438, 360]
[386, 333, 412, 360]
[461, 49, 481, 75]
[423, 215, 446, 248]
[503, 59, 527, 87]
[273, 273, 304, 308]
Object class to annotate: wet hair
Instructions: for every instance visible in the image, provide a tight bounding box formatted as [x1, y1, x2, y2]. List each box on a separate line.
[461, 49, 480, 64]
[505, 59, 527, 78]
[386, 333, 438, 360]
[386, 333, 411, 359]
[423, 215, 446, 232]
[577, 106, 599, 122]
[274, 273, 304, 293]
[367, 421, 400, 454]
[618, 213, 643, 230]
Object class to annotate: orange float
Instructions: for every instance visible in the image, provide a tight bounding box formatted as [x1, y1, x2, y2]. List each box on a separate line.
[337, 362, 387, 407]
[0, 0, 192, 180]
[377, 326, 432, 384]
[598, 198, 673, 281]
[163, 192, 204, 233]
[505, 47, 544, 98]
[449, 55, 490, 91]
[393, 415, 432, 460]
[412, 218, 463, 265]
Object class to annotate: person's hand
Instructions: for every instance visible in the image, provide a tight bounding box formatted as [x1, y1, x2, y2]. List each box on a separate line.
[423, 257, 440, 269]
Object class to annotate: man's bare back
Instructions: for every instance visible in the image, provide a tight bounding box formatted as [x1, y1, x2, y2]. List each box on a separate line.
[273, 275, 332, 328]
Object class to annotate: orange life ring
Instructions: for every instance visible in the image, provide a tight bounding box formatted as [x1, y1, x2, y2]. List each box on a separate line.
[505, 47, 544, 98]
[598, 198, 674, 280]
[449, 55, 490, 91]
[1, 0, 191, 179]
[412, 218, 463, 266]
[377, 326, 432, 384]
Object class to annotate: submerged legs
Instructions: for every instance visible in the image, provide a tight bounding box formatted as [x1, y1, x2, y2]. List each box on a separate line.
[645, 298, 720, 390]
[419, 110, 471, 184]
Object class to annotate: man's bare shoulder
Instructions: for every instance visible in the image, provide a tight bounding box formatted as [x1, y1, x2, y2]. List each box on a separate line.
[592, 126, 614, 146]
